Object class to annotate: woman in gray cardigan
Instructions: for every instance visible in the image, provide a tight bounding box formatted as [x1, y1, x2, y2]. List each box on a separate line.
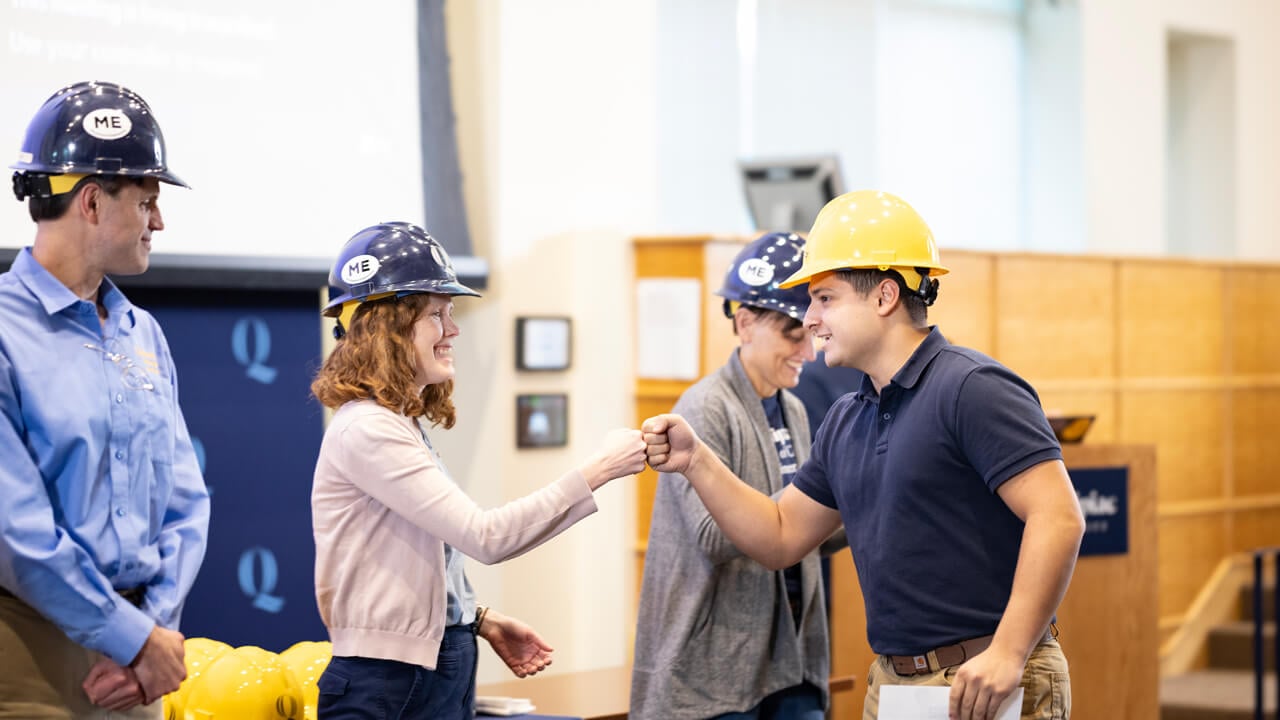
[631, 233, 840, 720]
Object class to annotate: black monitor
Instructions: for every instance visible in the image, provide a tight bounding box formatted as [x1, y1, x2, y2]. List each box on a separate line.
[739, 155, 845, 234]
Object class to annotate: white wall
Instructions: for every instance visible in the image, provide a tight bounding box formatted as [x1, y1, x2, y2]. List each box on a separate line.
[1080, 0, 1280, 258]
[441, 0, 658, 681]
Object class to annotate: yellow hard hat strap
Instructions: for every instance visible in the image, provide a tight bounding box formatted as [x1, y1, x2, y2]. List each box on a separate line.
[335, 292, 398, 337]
[47, 173, 89, 195]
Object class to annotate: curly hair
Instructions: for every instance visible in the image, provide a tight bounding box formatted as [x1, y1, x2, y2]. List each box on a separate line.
[311, 293, 457, 428]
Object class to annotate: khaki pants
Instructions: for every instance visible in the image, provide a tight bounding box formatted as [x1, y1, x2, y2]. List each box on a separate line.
[0, 594, 161, 719]
[863, 637, 1071, 720]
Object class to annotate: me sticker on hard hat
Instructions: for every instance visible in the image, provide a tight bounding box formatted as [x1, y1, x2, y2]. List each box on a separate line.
[341, 254, 381, 284]
[82, 109, 132, 140]
[738, 258, 774, 287]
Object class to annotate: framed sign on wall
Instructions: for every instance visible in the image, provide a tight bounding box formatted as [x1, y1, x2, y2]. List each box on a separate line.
[515, 316, 572, 371]
[516, 393, 568, 448]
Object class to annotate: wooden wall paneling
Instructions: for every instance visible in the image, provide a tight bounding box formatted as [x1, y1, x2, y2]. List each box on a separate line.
[1231, 507, 1280, 555]
[631, 238, 1280, 703]
[993, 255, 1116, 381]
[633, 238, 714, 632]
[1119, 389, 1226, 505]
[1117, 263, 1225, 378]
[632, 236, 708, 279]
[827, 549, 869, 720]
[1156, 515, 1229, 621]
[701, 239, 748, 375]
[1227, 266, 1280, 375]
[1059, 444, 1158, 720]
[1231, 387, 1280, 498]
[929, 250, 996, 354]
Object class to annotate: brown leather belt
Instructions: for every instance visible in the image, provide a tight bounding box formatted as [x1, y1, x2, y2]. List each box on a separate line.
[0, 585, 145, 608]
[886, 627, 1057, 677]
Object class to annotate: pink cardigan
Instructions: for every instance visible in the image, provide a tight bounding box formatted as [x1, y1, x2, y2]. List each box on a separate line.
[311, 399, 597, 668]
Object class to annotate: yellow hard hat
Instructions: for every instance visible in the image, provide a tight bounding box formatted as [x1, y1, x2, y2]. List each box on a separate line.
[279, 641, 333, 720]
[779, 190, 949, 298]
[183, 646, 304, 720]
[162, 637, 234, 720]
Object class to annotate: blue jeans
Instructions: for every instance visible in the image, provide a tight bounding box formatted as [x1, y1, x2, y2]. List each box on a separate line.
[710, 683, 825, 720]
[317, 626, 478, 720]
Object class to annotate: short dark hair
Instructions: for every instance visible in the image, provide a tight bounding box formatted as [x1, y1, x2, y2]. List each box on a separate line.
[730, 304, 805, 337]
[834, 268, 930, 326]
[27, 175, 146, 222]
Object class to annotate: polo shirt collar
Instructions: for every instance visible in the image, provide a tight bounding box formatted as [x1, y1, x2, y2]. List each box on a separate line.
[891, 325, 948, 390]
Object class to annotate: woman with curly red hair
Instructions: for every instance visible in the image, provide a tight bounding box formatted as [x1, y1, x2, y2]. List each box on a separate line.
[309, 222, 646, 720]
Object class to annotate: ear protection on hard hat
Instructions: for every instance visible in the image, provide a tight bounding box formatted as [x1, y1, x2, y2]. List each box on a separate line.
[11, 81, 186, 201]
[323, 221, 481, 339]
[779, 190, 949, 306]
[715, 232, 811, 320]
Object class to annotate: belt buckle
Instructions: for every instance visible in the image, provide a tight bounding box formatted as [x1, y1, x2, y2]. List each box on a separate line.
[911, 655, 928, 673]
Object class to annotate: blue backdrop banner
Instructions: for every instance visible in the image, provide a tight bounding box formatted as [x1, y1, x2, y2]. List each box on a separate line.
[133, 288, 327, 651]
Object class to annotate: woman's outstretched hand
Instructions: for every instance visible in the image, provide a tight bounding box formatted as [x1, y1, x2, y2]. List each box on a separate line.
[579, 429, 647, 490]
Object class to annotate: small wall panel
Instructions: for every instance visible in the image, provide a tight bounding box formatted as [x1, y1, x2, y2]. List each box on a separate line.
[1231, 387, 1280, 497]
[1118, 263, 1225, 378]
[993, 255, 1115, 380]
[1228, 266, 1280, 374]
[1158, 515, 1228, 619]
[1120, 390, 1226, 504]
[931, 250, 996, 354]
[1232, 507, 1280, 554]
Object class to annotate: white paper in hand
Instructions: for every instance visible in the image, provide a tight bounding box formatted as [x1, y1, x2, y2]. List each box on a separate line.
[878, 685, 1024, 720]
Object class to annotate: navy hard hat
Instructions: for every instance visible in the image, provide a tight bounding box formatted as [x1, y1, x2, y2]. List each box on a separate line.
[324, 221, 481, 318]
[715, 232, 810, 320]
[11, 81, 186, 200]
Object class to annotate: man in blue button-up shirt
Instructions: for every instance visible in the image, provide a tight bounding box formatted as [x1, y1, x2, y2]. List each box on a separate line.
[0, 82, 210, 718]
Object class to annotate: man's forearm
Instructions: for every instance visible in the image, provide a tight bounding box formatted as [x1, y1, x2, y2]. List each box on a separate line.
[681, 443, 794, 569]
[991, 511, 1085, 660]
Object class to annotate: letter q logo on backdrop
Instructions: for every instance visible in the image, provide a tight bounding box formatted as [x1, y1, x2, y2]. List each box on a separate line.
[231, 316, 277, 384]
[238, 546, 285, 613]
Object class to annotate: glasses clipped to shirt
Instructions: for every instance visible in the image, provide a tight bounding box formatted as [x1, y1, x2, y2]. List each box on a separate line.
[83, 340, 156, 392]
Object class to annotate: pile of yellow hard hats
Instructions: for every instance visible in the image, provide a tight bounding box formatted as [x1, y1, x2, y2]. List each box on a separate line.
[162, 638, 331, 720]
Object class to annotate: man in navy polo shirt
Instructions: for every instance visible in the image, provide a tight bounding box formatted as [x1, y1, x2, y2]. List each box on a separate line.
[643, 190, 1085, 720]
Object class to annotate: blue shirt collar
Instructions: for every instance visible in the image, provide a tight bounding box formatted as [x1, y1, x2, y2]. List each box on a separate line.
[12, 248, 135, 328]
[892, 326, 948, 390]
[854, 326, 949, 400]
